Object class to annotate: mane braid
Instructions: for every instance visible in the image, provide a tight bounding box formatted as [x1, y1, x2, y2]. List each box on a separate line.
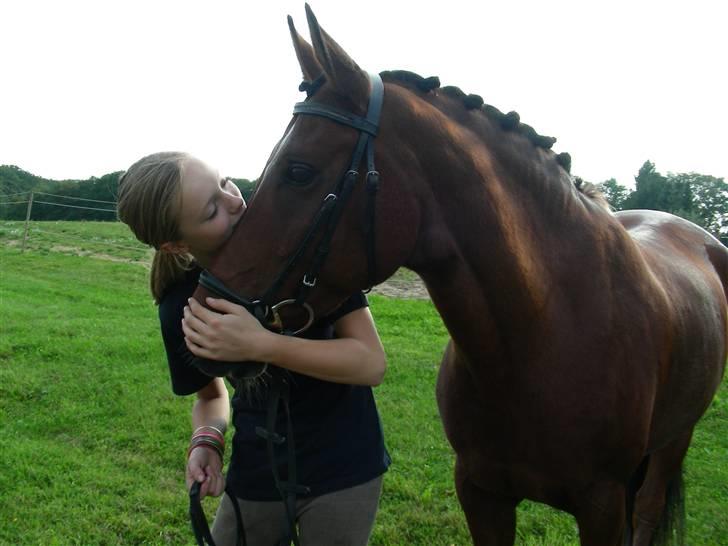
[380, 70, 440, 92]
[381, 70, 571, 173]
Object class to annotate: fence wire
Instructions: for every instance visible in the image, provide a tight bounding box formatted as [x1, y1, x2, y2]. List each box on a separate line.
[0, 195, 149, 257]
[0, 191, 31, 198]
[33, 191, 116, 204]
[33, 200, 116, 213]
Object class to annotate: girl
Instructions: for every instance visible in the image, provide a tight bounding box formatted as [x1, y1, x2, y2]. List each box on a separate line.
[117, 151, 390, 545]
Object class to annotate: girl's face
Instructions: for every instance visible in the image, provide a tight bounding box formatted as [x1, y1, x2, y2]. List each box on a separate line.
[174, 157, 246, 264]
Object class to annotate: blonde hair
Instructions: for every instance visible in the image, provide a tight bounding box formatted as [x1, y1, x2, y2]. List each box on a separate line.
[117, 151, 195, 303]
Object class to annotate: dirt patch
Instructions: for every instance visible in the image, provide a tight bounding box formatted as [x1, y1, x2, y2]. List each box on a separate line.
[48, 245, 150, 267]
[370, 276, 430, 299]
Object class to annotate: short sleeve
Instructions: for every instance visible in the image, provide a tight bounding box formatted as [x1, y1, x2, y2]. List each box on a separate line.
[158, 273, 215, 396]
[324, 292, 369, 324]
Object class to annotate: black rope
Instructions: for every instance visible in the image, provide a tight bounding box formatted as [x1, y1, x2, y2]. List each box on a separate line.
[255, 372, 309, 546]
[189, 482, 246, 546]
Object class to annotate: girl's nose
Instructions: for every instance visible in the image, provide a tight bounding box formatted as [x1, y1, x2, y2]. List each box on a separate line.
[225, 192, 245, 213]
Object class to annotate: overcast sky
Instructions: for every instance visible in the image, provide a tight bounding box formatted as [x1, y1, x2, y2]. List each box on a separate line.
[1, 0, 725, 189]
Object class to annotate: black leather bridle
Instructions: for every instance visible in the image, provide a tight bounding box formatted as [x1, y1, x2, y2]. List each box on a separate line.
[188, 72, 385, 546]
[198, 71, 384, 335]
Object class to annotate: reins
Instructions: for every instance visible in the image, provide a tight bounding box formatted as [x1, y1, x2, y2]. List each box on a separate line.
[189, 481, 245, 546]
[254, 373, 309, 545]
[188, 371, 304, 546]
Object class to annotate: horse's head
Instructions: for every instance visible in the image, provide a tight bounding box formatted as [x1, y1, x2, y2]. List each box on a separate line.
[193, 5, 422, 332]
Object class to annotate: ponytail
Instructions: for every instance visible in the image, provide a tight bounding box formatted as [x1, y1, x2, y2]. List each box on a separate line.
[150, 250, 196, 304]
[117, 151, 192, 303]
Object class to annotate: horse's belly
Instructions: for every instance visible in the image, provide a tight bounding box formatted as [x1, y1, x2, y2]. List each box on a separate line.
[435, 343, 644, 500]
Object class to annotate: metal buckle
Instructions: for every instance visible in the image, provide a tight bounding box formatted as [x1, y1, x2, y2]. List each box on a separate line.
[268, 299, 315, 335]
[302, 274, 317, 287]
[366, 170, 380, 192]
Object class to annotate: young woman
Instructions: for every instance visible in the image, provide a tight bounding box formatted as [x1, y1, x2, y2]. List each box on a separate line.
[117, 151, 390, 545]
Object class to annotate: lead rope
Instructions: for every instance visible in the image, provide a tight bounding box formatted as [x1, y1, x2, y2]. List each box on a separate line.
[188, 371, 305, 546]
[255, 372, 308, 546]
[189, 482, 245, 546]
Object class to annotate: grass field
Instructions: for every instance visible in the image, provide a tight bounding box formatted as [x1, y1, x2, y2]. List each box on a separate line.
[0, 222, 726, 545]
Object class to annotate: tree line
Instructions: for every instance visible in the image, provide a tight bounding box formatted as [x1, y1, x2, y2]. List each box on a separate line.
[1, 161, 726, 245]
[596, 161, 727, 244]
[0, 165, 256, 221]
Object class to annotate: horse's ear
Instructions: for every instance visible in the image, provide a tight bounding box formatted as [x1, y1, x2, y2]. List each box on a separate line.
[288, 15, 322, 82]
[304, 4, 368, 105]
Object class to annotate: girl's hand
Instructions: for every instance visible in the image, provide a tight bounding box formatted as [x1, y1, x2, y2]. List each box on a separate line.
[186, 446, 225, 498]
[182, 297, 272, 362]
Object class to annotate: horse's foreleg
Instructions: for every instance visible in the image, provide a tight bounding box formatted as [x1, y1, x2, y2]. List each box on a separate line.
[573, 481, 626, 546]
[632, 431, 691, 546]
[454, 458, 519, 545]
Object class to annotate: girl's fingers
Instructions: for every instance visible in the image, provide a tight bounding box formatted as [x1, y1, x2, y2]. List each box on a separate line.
[184, 336, 214, 359]
[183, 305, 211, 336]
[188, 297, 222, 323]
[182, 318, 207, 347]
[207, 466, 225, 497]
[205, 297, 242, 314]
[201, 468, 223, 498]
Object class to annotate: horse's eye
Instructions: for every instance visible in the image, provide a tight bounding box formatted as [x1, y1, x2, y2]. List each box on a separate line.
[285, 163, 316, 186]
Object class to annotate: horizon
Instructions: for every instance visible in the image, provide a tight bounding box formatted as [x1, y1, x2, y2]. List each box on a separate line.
[4, 158, 725, 189]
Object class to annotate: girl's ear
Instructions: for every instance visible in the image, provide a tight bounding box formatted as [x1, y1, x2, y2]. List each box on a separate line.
[160, 241, 190, 255]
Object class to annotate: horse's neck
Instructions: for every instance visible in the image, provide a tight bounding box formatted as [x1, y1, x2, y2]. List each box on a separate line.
[405, 123, 611, 362]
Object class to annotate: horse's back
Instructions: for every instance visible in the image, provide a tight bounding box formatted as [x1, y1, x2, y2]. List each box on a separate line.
[616, 209, 728, 304]
[616, 209, 728, 445]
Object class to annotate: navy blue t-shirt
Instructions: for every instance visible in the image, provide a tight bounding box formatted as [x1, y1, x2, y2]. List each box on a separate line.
[158, 267, 390, 501]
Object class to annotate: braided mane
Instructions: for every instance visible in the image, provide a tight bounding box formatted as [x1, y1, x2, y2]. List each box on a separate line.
[380, 70, 573, 175]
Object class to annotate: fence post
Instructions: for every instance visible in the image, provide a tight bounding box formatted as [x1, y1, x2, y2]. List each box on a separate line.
[21, 192, 34, 253]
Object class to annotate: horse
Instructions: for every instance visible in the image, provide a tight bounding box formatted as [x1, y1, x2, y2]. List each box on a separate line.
[193, 6, 728, 545]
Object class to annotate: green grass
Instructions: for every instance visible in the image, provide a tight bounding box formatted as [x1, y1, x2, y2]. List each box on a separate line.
[0, 220, 153, 263]
[0, 223, 726, 545]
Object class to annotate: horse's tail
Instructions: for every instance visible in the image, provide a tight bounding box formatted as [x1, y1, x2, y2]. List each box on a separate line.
[650, 466, 686, 546]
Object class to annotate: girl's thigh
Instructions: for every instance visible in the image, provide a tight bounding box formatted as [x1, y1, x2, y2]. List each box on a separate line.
[212, 494, 287, 546]
[211, 476, 384, 546]
[297, 476, 383, 546]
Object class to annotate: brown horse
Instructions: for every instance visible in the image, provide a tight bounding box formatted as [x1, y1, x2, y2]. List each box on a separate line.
[194, 6, 728, 545]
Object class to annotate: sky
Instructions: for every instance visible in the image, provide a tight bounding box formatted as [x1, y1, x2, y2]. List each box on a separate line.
[1, 0, 726, 189]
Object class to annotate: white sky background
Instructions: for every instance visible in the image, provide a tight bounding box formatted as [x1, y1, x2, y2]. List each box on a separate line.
[1, 0, 725, 189]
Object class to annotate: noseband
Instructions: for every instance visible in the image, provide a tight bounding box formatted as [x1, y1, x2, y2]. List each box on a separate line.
[199, 71, 384, 333]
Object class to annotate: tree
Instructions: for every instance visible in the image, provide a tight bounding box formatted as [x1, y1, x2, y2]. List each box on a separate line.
[1, 165, 257, 222]
[619, 161, 728, 243]
[672, 172, 728, 240]
[624, 161, 671, 211]
[596, 178, 629, 210]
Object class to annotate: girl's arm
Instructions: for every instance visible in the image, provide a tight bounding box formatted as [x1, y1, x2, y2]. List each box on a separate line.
[182, 297, 386, 386]
[191, 376, 230, 432]
[186, 377, 229, 498]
